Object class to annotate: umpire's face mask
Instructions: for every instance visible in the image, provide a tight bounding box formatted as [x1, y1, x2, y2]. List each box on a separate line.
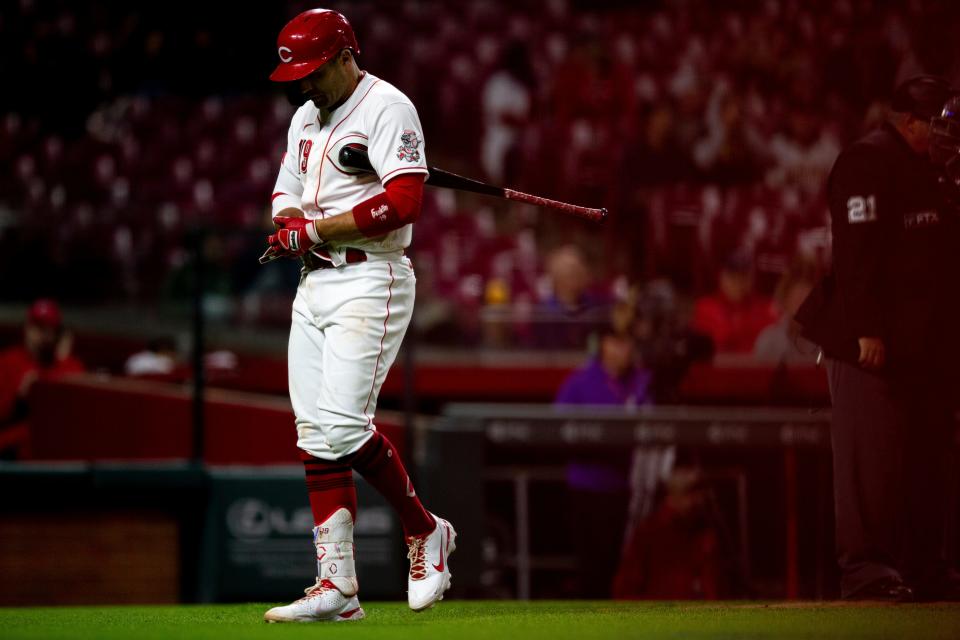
[930, 98, 960, 182]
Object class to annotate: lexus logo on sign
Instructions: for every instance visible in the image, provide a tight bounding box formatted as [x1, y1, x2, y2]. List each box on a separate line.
[226, 498, 313, 539]
[278, 46, 293, 62]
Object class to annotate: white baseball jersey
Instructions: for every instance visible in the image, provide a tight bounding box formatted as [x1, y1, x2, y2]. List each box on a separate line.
[272, 72, 429, 265]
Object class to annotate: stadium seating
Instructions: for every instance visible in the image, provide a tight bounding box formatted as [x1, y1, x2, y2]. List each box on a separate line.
[4, 0, 940, 347]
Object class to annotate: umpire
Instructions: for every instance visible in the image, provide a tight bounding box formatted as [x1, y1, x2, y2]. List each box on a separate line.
[797, 75, 960, 601]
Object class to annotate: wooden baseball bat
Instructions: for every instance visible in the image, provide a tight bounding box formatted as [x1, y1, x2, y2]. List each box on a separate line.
[339, 146, 608, 223]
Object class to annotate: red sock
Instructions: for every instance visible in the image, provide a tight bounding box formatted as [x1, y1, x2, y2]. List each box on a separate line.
[301, 450, 357, 525]
[344, 431, 435, 537]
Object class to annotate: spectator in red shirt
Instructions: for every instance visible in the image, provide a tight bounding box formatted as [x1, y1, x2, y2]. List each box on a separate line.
[0, 299, 85, 457]
[612, 466, 724, 599]
[691, 252, 778, 353]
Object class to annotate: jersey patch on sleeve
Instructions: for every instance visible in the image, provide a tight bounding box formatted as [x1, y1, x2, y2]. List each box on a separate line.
[298, 139, 313, 174]
[396, 130, 422, 162]
[847, 195, 877, 223]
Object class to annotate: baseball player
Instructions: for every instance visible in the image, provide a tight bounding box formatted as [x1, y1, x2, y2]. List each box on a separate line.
[260, 9, 455, 623]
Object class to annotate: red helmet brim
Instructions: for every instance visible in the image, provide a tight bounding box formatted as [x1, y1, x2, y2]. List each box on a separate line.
[269, 59, 324, 82]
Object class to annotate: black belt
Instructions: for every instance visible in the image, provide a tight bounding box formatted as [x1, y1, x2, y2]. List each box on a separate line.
[302, 248, 368, 271]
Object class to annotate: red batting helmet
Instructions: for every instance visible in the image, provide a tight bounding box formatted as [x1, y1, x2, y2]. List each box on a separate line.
[269, 9, 360, 82]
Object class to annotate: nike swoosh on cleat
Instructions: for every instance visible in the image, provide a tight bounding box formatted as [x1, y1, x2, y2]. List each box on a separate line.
[432, 526, 446, 572]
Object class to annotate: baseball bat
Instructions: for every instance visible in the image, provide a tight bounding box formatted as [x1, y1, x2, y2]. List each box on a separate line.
[339, 146, 608, 222]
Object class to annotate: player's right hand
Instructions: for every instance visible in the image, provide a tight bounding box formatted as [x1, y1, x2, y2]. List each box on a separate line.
[267, 216, 324, 258]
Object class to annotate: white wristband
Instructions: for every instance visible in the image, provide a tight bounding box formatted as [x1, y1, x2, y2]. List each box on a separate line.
[305, 219, 324, 246]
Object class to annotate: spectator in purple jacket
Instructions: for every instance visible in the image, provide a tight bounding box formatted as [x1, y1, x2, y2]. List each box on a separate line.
[555, 325, 653, 407]
[555, 323, 655, 596]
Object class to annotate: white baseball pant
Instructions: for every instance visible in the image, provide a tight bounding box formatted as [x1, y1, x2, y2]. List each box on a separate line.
[288, 255, 415, 461]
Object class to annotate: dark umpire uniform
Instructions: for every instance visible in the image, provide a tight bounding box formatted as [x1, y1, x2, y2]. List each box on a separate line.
[796, 76, 960, 601]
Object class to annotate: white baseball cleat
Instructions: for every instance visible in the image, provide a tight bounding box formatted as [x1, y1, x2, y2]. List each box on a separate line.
[406, 513, 456, 611]
[263, 507, 362, 623]
[263, 578, 365, 623]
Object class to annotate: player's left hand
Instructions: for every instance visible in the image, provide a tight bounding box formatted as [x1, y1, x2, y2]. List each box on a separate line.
[267, 216, 324, 258]
[857, 336, 885, 369]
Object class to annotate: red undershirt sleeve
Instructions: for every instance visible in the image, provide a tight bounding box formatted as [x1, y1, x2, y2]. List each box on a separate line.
[352, 173, 425, 237]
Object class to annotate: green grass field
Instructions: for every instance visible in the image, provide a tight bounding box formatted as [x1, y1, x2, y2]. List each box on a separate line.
[3, 601, 959, 639]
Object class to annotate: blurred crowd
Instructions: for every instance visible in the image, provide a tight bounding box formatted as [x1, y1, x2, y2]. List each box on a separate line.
[2, 0, 959, 358]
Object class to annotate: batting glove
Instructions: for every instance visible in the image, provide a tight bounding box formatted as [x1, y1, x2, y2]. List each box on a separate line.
[267, 216, 325, 258]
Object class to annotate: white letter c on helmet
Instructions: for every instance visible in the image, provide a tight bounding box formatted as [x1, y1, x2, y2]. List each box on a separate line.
[278, 46, 293, 63]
